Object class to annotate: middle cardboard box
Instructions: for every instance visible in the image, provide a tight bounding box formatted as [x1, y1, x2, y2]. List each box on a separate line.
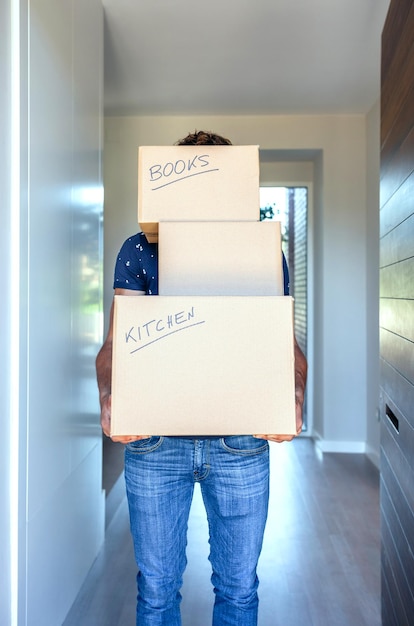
[158, 221, 284, 296]
[110, 295, 296, 437]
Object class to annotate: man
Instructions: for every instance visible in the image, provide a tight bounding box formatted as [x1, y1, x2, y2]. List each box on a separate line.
[96, 130, 307, 626]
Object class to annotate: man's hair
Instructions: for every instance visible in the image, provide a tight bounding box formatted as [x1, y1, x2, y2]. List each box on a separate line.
[175, 130, 232, 146]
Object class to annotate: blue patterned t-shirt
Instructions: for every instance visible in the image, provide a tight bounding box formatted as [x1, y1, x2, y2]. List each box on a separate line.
[113, 231, 289, 295]
[113, 232, 158, 294]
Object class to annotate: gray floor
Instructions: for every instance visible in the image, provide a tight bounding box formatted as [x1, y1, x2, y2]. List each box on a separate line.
[64, 438, 381, 626]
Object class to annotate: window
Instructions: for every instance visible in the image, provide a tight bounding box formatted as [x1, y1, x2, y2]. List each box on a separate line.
[260, 186, 308, 430]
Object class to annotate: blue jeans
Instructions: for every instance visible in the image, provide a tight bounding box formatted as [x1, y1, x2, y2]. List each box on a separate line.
[124, 436, 270, 626]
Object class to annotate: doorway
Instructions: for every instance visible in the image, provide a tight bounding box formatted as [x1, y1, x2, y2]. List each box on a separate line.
[260, 186, 308, 430]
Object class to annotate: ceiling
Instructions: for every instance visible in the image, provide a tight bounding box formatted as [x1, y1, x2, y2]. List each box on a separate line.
[102, 0, 390, 117]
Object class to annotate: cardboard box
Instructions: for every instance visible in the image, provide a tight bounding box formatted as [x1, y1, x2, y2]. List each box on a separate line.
[159, 221, 284, 296]
[138, 145, 260, 242]
[111, 295, 296, 436]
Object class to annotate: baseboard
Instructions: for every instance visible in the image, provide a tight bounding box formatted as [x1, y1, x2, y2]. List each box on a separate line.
[365, 444, 380, 469]
[313, 432, 366, 454]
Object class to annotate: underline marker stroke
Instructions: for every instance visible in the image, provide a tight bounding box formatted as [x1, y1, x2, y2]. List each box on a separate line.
[129, 320, 206, 353]
[151, 168, 219, 191]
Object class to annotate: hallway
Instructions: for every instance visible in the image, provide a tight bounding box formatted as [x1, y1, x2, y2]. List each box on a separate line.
[64, 438, 380, 625]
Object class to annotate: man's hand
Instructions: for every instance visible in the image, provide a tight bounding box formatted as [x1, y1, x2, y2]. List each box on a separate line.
[254, 336, 307, 444]
[253, 380, 304, 443]
[96, 289, 150, 445]
[100, 393, 112, 437]
[100, 394, 149, 444]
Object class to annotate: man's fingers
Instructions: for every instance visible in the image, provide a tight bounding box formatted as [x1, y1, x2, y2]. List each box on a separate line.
[111, 435, 151, 444]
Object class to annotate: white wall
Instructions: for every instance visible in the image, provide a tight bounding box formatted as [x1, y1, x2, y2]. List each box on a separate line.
[1, 1, 13, 623]
[260, 160, 314, 184]
[103, 114, 372, 452]
[365, 99, 381, 468]
[2, 1, 105, 624]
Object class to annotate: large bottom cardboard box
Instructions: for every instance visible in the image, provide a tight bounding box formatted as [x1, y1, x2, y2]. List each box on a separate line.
[111, 295, 296, 436]
[158, 221, 283, 296]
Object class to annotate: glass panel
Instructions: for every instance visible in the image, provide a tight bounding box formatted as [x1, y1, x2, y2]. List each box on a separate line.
[260, 186, 308, 430]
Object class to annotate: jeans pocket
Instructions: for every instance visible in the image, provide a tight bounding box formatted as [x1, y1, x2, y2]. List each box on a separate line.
[125, 436, 164, 454]
[220, 435, 269, 456]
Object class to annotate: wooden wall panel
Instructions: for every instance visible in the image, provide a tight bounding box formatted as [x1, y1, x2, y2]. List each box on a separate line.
[381, 496, 414, 624]
[381, 533, 413, 625]
[380, 257, 414, 298]
[381, 404, 414, 500]
[380, 1, 414, 623]
[380, 213, 414, 266]
[382, 56, 414, 156]
[380, 328, 414, 384]
[380, 400, 414, 618]
[381, 0, 413, 82]
[381, 3, 414, 146]
[381, 481, 414, 588]
[380, 360, 414, 432]
[380, 299, 414, 342]
[381, 564, 399, 626]
[380, 170, 414, 237]
[380, 125, 414, 207]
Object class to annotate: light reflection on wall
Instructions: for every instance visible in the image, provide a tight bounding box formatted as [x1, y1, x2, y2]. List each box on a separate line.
[71, 184, 104, 419]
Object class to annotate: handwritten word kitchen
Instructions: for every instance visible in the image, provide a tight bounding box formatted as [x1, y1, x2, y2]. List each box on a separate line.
[125, 306, 206, 353]
[148, 154, 219, 190]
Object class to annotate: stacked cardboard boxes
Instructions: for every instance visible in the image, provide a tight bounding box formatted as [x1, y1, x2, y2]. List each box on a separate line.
[111, 145, 296, 436]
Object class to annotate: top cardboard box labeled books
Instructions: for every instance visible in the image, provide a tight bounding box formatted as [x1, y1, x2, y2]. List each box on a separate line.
[138, 145, 260, 242]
